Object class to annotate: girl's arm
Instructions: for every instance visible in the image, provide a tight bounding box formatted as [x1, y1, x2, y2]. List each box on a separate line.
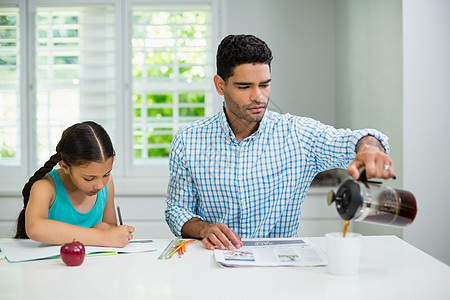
[25, 176, 134, 247]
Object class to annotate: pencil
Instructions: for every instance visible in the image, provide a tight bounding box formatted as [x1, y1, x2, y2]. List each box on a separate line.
[172, 239, 195, 248]
[116, 206, 123, 225]
[166, 243, 184, 259]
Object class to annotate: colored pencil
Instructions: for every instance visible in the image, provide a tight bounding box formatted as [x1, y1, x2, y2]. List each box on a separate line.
[166, 242, 184, 259]
[172, 239, 195, 248]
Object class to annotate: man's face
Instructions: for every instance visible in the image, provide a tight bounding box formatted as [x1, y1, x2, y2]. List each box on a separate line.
[216, 63, 271, 123]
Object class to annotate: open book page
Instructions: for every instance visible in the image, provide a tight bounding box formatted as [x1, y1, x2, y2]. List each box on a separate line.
[0, 239, 156, 263]
[214, 238, 327, 267]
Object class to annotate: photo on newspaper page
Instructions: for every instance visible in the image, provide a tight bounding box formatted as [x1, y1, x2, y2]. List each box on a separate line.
[214, 238, 328, 267]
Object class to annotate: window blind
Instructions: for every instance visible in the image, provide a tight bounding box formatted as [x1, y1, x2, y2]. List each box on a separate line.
[0, 0, 219, 192]
[131, 4, 214, 163]
[35, 5, 116, 164]
[0, 6, 20, 166]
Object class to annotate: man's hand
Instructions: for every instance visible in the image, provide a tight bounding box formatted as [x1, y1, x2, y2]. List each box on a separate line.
[181, 218, 243, 251]
[201, 223, 243, 250]
[346, 135, 396, 180]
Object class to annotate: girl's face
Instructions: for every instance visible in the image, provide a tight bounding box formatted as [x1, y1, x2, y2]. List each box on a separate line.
[63, 157, 113, 196]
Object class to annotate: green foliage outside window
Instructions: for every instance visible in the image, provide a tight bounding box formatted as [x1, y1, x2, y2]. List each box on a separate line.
[0, 143, 15, 158]
[134, 134, 142, 145]
[147, 94, 172, 104]
[147, 66, 173, 78]
[54, 56, 78, 64]
[133, 94, 142, 104]
[0, 28, 16, 40]
[148, 148, 170, 157]
[0, 15, 16, 25]
[134, 108, 142, 118]
[134, 149, 142, 158]
[147, 108, 173, 118]
[179, 93, 204, 103]
[132, 8, 210, 159]
[52, 29, 78, 38]
[0, 54, 16, 81]
[179, 107, 204, 117]
[146, 52, 173, 64]
[147, 134, 173, 144]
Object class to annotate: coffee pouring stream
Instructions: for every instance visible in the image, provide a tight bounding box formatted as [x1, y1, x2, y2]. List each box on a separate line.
[327, 168, 417, 227]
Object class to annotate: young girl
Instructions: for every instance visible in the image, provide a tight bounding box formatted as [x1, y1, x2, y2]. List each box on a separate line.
[15, 121, 134, 247]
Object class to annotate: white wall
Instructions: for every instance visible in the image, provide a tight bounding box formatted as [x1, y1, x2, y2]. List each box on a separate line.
[334, 0, 403, 238]
[402, 0, 450, 265]
[224, 0, 336, 125]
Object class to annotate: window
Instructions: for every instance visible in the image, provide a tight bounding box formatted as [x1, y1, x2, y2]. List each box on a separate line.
[35, 5, 116, 164]
[0, 6, 20, 167]
[0, 0, 221, 194]
[131, 5, 215, 164]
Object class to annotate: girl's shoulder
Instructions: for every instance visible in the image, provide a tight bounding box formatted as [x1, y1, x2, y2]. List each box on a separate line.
[30, 173, 57, 197]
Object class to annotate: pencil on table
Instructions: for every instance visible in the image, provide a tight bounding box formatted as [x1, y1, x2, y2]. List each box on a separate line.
[166, 239, 195, 259]
[178, 240, 184, 258]
[172, 239, 195, 248]
[166, 243, 184, 259]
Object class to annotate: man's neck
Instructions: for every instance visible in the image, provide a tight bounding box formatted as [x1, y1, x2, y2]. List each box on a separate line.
[225, 113, 260, 142]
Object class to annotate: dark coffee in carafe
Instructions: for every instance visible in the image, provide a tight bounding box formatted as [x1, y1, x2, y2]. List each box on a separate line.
[327, 172, 417, 227]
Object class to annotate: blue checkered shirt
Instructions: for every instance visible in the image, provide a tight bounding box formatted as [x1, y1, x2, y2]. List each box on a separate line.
[165, 109, 389, 238]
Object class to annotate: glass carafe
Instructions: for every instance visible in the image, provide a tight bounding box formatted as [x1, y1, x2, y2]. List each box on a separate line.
[327, 171, 417, 226]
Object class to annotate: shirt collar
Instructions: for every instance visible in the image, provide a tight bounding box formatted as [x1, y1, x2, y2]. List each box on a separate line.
[219, 102, 270, 143]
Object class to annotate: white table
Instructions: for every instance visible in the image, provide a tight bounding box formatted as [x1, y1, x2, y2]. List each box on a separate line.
[1, 236, 449, 300]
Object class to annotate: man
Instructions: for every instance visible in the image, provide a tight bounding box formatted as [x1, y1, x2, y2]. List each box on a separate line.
[165, 34, 395, 251]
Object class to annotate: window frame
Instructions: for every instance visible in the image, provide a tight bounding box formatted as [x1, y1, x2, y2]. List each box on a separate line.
[0, 0, 29, 188]
[0, 0, 223, 196]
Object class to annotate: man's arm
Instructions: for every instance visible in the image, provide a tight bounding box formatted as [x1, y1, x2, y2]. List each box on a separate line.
[181, 218, 243, 250]
[165, 132, 242, 251]
[346, 135, 396, 180]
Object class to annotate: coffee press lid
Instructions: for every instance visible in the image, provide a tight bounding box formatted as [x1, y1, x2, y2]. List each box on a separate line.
[329, 179, 363, 220]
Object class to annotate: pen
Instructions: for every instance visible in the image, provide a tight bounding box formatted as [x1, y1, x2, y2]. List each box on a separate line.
[117, 205, 123, 225]
[158, 238, 179, 260]
[129, 239, 153, 244]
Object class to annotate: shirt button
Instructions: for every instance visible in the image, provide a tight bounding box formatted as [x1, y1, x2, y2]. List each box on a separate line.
[239, 174, 244, 180]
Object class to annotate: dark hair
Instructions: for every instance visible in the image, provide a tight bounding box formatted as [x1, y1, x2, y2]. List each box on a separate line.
[216, 34, 273, 82]
[15, 121, 115, 239]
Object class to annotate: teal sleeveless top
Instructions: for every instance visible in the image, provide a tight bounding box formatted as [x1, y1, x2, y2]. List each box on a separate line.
[48, 169, 108, 228]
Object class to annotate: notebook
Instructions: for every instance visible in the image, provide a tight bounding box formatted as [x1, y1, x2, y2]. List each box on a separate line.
[0, 239, 156, 263]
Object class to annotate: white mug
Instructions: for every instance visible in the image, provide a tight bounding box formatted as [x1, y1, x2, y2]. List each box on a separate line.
[325, 232, 362, 276]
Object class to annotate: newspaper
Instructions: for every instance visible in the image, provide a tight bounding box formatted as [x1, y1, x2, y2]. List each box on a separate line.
[214, 238, 327, 267]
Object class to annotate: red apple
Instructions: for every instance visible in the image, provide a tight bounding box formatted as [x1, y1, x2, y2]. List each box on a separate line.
[60, 240, 85, 266]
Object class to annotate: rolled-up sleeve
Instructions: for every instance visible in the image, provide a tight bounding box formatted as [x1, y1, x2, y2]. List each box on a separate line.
[351, 129, 390, 155]
[165, 131, 202, 236]
[297, 117, 390, 173]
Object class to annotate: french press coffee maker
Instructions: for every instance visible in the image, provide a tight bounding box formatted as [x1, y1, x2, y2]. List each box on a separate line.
[327, 169, 417, 226]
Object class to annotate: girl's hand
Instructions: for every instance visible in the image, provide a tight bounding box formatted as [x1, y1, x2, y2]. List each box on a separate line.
[104, 225, 135, 248]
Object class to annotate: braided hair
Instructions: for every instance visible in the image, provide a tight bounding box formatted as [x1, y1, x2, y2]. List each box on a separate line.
[14, 121, 115, 238]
